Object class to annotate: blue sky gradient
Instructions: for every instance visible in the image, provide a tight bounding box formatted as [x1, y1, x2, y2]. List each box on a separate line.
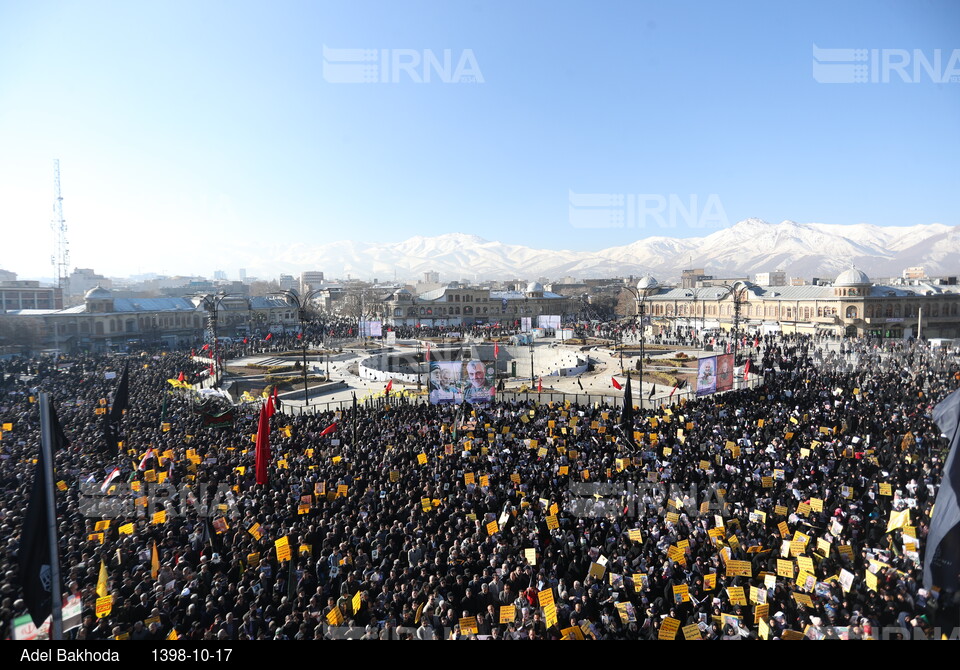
[1, 0, 957, 279]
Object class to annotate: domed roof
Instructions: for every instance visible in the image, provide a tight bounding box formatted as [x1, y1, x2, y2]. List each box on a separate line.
[636, 275, 659, 290]
[834, 267, 871, 286]
[394, 288, 411, 295]
[84, 284, 112, 300]
[526, 282, 544, 293]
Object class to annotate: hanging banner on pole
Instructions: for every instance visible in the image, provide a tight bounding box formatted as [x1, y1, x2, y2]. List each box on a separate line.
[697, 356, 717, 397]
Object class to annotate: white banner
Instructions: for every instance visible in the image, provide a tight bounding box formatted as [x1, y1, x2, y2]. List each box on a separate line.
[538, 315, 561, 330]
[360, 320, 383, 337]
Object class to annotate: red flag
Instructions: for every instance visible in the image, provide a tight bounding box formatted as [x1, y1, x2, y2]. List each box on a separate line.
[254, 408, 270, 485]
[208, 363, 214, 377]
[255, 398, 275, 485]
[744, 359, 751, 382]
[201, 344, 210, 351]
[191, 349, 196, 357]
[753, 336, 759, 348]
[611, 377, 623, 390]
[385, 379, 393, 394]
[320, 422, 337, 436]
[537, 377, 542, 393]
[494, 343, 500, 359]
[265, 333, 273, 341]
[243, 337, 248, 344]
[297, 333, 302, 340]
[177, 371, 185, 383]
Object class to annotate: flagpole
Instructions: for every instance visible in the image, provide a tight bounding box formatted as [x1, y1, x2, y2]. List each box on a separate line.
[39, 393, 63, 640]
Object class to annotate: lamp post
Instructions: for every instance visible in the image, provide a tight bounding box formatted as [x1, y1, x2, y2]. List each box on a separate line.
[686, 291, 703, 351]
[719, 282, 749, 373]
[274, 288, 322, 406]
[194, 292, 232, 388]
[621, 281, 649, 410]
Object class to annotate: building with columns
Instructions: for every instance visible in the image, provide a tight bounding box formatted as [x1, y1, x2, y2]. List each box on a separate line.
[625, 268, 960, 339]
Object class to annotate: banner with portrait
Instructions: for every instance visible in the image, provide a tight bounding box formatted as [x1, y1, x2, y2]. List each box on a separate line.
[696, 356, 717, 397]
[716, 353, 734, 393]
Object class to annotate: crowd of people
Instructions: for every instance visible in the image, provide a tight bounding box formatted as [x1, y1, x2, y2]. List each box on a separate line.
[1, 332, 958, 640]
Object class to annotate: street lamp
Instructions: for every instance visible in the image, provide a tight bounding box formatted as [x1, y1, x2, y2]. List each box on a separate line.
[621, 280, 650, 410]
[685, 291, 703, 351]
[719, 282, 750, 369]
[193, 292, 233, 388]
[273, 288, 323, 406]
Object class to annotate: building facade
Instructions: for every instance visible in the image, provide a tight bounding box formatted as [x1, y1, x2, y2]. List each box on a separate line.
[630, 269, 960, 339]
[384, 282, 574, 328]
[6, 287, 301, 352]
[0, 281, 63, 311]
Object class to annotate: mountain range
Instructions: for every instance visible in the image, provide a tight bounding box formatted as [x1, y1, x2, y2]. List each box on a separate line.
[246, 219, 958, 284]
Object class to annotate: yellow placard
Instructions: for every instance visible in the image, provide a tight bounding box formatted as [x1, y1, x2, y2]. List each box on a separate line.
[725, 560, 752, 578]
[727, 586, 747, 605]
[659, 617, 680, 640]
[326, 606, 344, 626]
[95, 596, 113, 618]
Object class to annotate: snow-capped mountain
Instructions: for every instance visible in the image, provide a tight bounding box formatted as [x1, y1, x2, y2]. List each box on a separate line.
[231, 220, 958, 283]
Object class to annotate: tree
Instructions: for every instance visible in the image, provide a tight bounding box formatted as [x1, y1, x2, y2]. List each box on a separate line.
[248, 280, 280, 298]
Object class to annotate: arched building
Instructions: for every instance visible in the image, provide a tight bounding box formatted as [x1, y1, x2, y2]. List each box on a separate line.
[5, 286, 300, 352]
[628, 269, 960, 339]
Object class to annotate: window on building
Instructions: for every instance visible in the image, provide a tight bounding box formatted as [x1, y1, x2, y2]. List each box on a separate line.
[846, 306, 858, 319]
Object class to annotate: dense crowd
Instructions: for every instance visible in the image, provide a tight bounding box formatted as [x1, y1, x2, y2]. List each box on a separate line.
[1, 333, 958, 640]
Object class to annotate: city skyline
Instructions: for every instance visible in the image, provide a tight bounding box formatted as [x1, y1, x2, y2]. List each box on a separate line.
[1, 1, 957, 280]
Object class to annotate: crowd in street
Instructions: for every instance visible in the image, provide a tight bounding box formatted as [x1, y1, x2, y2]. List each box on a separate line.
[1, 332, 958, 640]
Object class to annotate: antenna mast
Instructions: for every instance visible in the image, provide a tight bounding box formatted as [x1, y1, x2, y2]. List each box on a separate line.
[51, 159, 69, 290]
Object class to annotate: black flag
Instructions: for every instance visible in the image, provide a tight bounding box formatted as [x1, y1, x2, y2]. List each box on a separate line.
[19, 402, 69, 627]
[577, 377, 584, 391]
[648, 383, 655, 399]
[620, 374, 634, 432]
[926, 389, 960, 592]
[103, 364, 129, 452]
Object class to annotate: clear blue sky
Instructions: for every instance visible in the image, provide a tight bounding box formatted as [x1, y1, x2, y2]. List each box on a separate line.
[1, 0, 957, 280]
